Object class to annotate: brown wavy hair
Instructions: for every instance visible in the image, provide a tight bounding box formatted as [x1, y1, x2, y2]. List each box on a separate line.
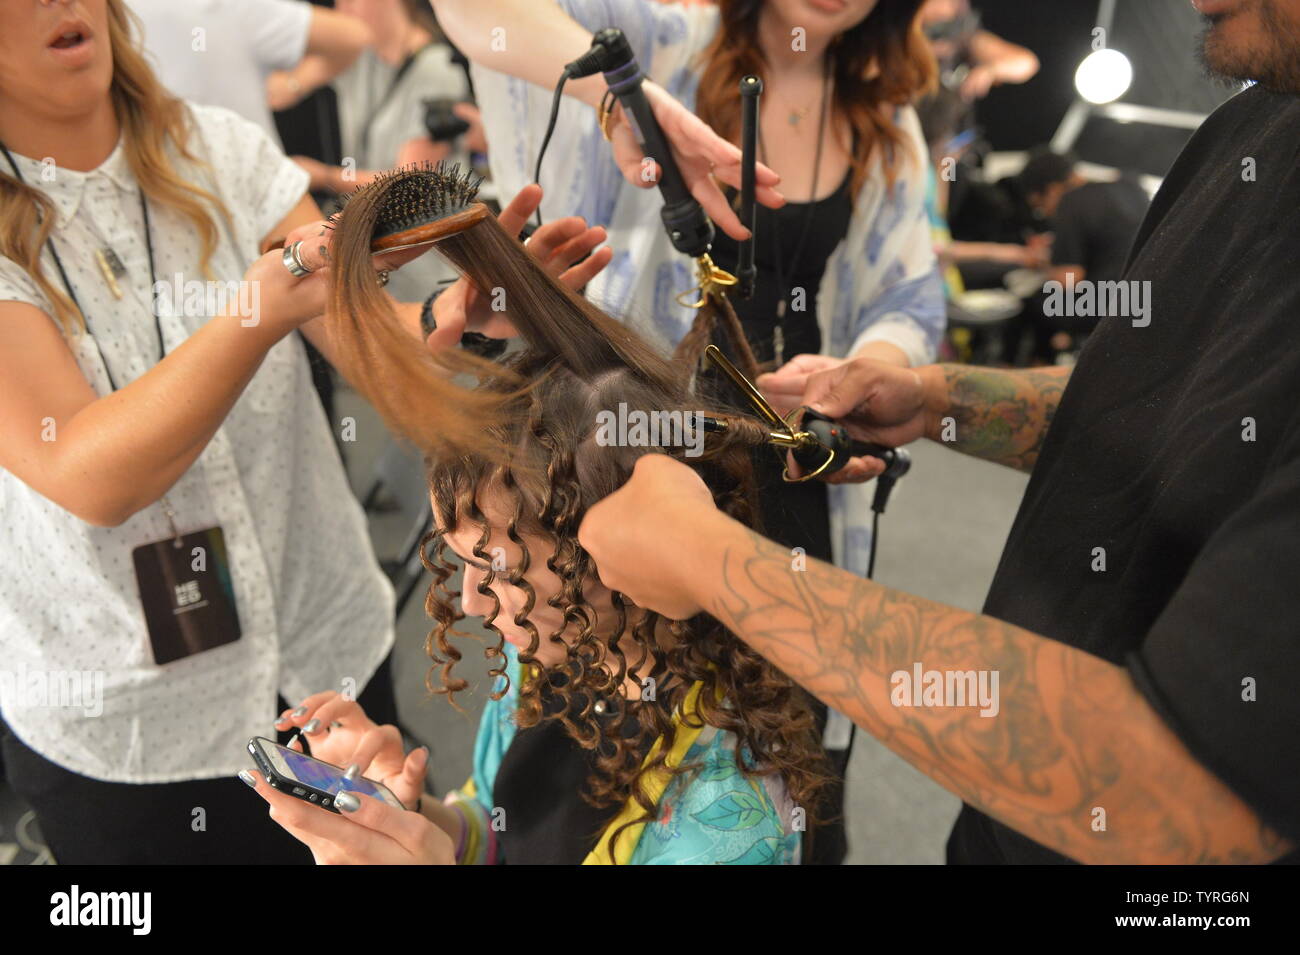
[0, 0, 229, 334]
[326, 169, 829, 858]
[694, 0, 938, 196]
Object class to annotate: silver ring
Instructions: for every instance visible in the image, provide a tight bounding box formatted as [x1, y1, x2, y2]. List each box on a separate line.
[282, 241, 313, 277]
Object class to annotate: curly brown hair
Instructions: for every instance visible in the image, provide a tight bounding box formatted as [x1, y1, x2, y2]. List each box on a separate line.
[327, 170, 829, 859]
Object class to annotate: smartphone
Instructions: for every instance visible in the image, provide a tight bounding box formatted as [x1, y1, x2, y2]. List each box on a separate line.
[247, 737, 406, 813]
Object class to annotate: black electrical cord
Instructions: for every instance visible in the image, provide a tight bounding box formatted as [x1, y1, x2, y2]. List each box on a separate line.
[867, 510, 881, 580]
[532, 69, 572, 229]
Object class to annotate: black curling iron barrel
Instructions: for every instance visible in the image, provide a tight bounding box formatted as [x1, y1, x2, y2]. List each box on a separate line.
[737, 75, 761, 299]
[565, 28, 714, 258]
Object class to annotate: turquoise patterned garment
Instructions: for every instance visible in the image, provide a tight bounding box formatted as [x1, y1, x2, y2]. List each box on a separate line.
[470, 0, 947, 579]
[452, 644, 801, 865]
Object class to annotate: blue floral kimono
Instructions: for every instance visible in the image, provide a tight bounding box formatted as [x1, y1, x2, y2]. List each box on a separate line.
[444, 645, 801, 864]
[470, 0, 947, 578]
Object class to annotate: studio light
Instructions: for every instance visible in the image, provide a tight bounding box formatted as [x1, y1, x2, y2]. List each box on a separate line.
[1075, 48, 1133, 105]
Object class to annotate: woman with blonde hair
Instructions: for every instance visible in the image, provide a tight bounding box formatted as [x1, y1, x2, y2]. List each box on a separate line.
[0, 0, 604, 863]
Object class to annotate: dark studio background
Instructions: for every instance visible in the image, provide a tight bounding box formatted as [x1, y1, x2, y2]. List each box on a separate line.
[974, 0, 1238, 177]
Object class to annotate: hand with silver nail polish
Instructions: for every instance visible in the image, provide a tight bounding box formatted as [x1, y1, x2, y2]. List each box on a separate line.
[245, 769, 453, 864]
[272, 690, 428, 810]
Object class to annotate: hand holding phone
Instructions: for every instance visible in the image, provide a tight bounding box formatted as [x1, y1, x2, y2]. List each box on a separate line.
[247, 737, 406, 813]
[273, 692, 428, 809]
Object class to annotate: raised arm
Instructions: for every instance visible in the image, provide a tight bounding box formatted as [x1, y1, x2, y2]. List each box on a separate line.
[433, 0, 783, 236]
[578, 455, 1295, 865]
[266, 6, 373, 111]
[433, 0, 609, 108]
[0, 263, 317, 527]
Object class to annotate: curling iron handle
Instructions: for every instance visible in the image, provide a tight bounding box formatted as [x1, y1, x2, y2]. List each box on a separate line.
[588, 28, 713, 257]
[799, 409, 912, 479]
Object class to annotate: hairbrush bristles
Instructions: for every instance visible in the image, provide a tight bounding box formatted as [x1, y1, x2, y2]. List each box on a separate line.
[331, 160, 489, 252]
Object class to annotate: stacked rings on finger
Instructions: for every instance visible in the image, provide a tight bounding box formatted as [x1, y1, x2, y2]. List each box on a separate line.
[282, 240, 313, 277]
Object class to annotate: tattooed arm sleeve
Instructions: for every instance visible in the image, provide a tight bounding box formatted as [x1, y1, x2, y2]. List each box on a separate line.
[925, 364, 1072, 473]
[690, 517, 1291, 864]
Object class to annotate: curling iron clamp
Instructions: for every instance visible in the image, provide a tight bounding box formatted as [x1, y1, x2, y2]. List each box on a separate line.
[700, 344, 911, 485]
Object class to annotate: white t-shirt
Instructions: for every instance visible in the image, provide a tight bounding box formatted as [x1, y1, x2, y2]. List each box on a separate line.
[0, 104, 394, 783]
[128, 0, 312, 141]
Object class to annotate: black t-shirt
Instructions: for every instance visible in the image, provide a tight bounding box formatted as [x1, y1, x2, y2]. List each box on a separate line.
[492, 715, 612, 864]
[1051, 178, 1151, 283]
[493, 684, 644, 864]
[949, 86, 1300, 864]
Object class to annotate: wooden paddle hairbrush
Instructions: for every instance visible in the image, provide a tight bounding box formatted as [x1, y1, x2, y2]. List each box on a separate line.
[336, 160, 490, 253]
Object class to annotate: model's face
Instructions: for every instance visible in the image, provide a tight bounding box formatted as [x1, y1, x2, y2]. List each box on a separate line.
[1195, 0, 1300, 92]
[764, 0, 881, 37]
[0, 0, 113, 123]
[435, 493, 619, 667]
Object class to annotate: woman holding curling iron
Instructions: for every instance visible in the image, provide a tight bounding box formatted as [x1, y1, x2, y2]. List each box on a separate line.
[0, 0, 608, 864]
[434, 0, 944, 863]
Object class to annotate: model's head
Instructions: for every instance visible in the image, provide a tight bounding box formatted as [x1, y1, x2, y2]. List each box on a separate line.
[327, 174, 829, 840]
[428, 359, 729, 669]
[417, 307, 826, 843]
[1197, 0, 1300, 93]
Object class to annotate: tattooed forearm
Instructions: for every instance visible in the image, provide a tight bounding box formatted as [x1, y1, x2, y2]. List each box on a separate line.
[926, 364, 1071, 473]
[704, 527, 1289, 864]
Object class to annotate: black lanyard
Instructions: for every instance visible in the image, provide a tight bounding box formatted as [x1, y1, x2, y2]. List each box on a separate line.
[357, 43, 431, 163]
[0, 141, 159, 393]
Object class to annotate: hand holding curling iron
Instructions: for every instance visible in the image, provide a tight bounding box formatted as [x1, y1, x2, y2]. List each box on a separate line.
[601, 77, 785, 241]
[760, 356, 932, 485]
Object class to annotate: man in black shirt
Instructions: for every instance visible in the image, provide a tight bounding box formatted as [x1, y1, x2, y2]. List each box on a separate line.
[574, 0, 1300, 864]
[1013, 149, 1151, 356]
[1018, 150, 1150, 288]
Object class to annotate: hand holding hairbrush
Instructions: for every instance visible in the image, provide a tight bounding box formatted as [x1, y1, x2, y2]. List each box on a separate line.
[327, 167, 613, 346]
